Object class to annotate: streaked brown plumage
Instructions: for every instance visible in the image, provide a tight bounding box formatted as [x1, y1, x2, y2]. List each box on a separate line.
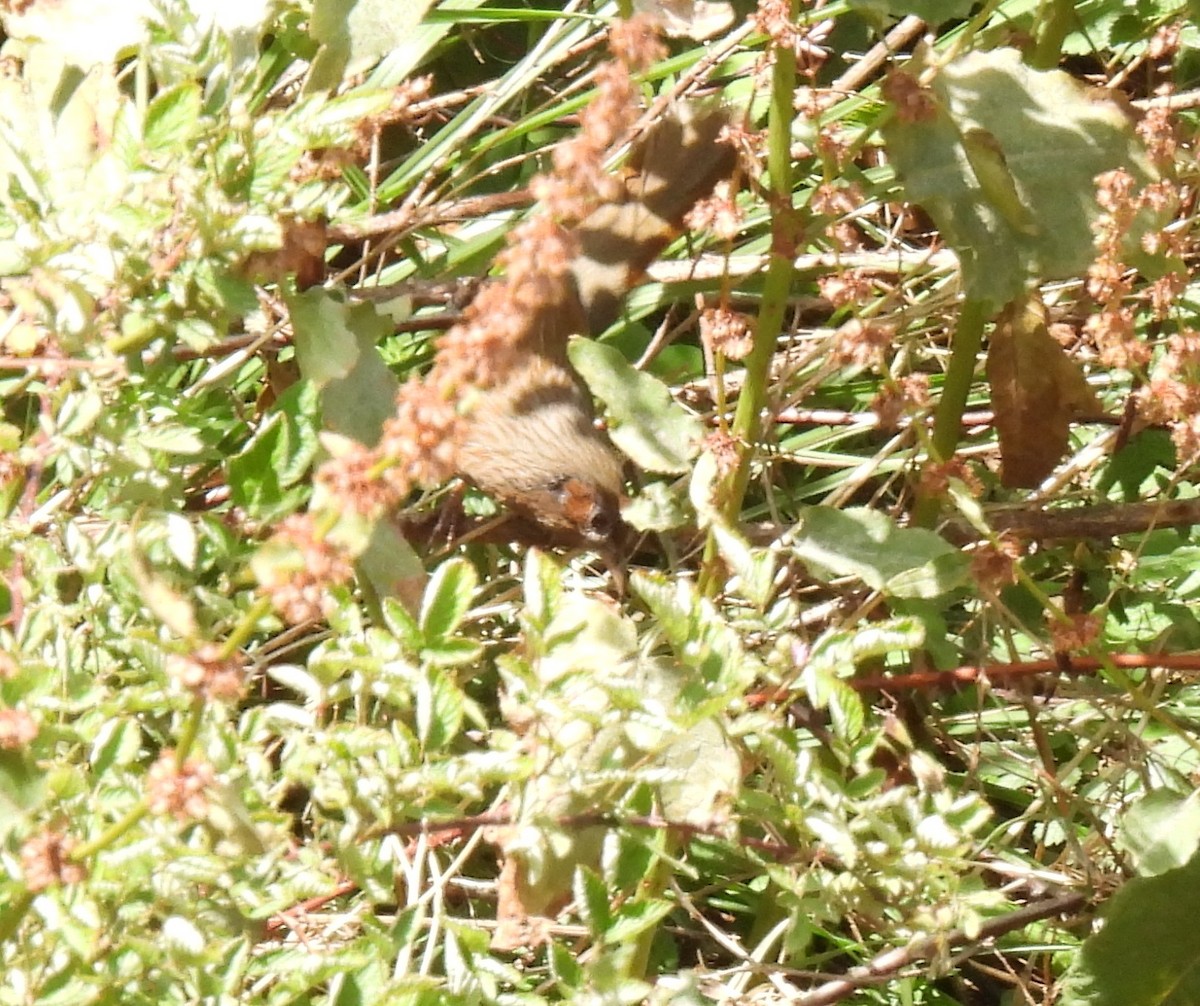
[456, 104, 736, 552]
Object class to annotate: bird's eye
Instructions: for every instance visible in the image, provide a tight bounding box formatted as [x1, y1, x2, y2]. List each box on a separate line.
[584, 507, 613, 540]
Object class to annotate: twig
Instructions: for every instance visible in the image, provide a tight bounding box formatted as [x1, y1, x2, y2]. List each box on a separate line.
[943, 497, 1200, 543]
[646, 247, 958, 284]
[1135, 88, 1200, 110]
[327, 190, 532, 243]
[264, 881, 358, 934]
[766, 407, 1123, 430]
[0, 355, 124, 374]
[831, 14, 926, 94]
[853, 651, 1200, 693]
[372, 809, 800, 859]
[787, 891, 1086, 1006]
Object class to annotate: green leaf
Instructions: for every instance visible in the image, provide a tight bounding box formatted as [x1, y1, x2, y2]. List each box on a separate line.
[632, 571, 764, 701]
[265, 663, 325, 705]
[1118, 789, 1200, 877]
[1, 0, 154, 67]
[308, 0, 438, 88]
[575, 868, 613, 935]
[383, 596, 424, 654]
[808, 616, 926, 672]
[522, 549, 564, 633]
[849, 0, 976, 24]
[0, 750, 46, 831]
[135, 423, 205, 456]
[568, 337, 704, 474]
[883, 47, 1160, 306]
[419, 558, 478, 645]
[353, 517, 426, 617]
[228, 382, 319, 519]
[605, 898, 674, 944]
[288, 288, 365, 388]
[89, 717, 143, 775]
[654, 714, 741, 823]
[549, 941, 584, 990]
[422, 638, 483, 667]
[622, 480, 690, 533]
[791, 506, 968, 598]
[1061, 847, 1200, 1006]
[415, 667, 464, 750]
[711, 522, 776, 610]
[689, 452, 776, 608]
[288, 289, 398, 446]
[143, 83, 202, 150]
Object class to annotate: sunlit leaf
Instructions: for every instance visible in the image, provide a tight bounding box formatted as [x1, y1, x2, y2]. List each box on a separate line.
[1061, 847, 1200, 1006]
[308, 0, 438, 89]
[883, 47, 1159, 306]
[288, 289, 398, 446]
[849, 0, 975, 23]
[1, 0, 155, 67]
[1118, 789, 1200, 878]
[419, 558, 478, 645]
[792, 506, 968, 598]
[569, 337, 704, 474]
[633, 0, 735, 39]
[143, 83, 202, 150]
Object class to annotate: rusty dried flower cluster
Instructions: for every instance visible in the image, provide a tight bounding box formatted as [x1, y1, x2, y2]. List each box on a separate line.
[0, 705, 36, 753]
[968, 535, 1023, 593]
[20, 830, 85, 892]
[258, 512, 354, 626]
[264, 16, 667, 624]
[870, 373, 930, 430]
[165, 644, 247, 702]
[753, 0, 832, 71]
[700, 306, 754, 361]
[1085, 167, 1181, 368]
[918, 456, 982, 500]
[1049, 611, 1103, 653]
[1137, 99, 1178, 167]
[685, 180, 743, 240]
[812, 180, 866, 250]
[830, 317, 894, 369]
[881, 70, 938, 125]
[377, 376, 464, 495]
[1082, 158, 1200, 454]
[0, 706, 36, 749]
[1137, 331, 1200, 459]
[313, 437, 396, 518]
[146, 750, 216, 823]
[818, 270, 875, 309]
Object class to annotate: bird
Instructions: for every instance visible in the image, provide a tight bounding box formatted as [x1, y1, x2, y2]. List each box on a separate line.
[453, 103, 737, 556]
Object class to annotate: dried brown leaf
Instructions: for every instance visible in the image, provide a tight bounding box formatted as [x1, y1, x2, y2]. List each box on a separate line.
[987, 292, 1101, 488]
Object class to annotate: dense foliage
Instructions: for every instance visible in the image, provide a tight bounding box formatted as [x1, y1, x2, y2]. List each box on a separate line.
[3, 1, 1200, 1003]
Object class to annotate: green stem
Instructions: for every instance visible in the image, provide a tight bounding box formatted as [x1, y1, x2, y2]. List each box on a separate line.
[700, 3, 797, 592]
[727, 20, 796, 504]
[0, 891, 35, 945]
[219, 597, 271, 661]
[928, 0, 1006, 76]
[913, 297, 988, 526]
[174, 695, 206, 764]
[71, 799, 151, 862]
[626, 828, 676, 979]
[1029, 0, 1077, 70]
